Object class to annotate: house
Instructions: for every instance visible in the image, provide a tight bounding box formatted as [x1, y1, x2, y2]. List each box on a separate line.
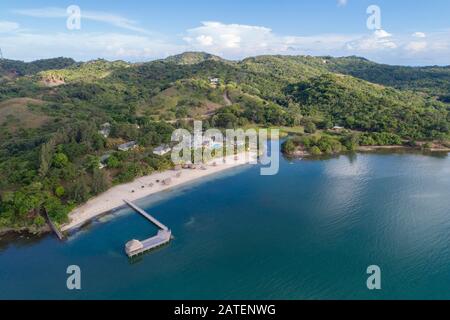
[153, 144, 171, 156]
[99, 122, 111, 138]
[209, 77, 219, 87]
[118, 141, 138, 151]
[329, 126, 345, 133]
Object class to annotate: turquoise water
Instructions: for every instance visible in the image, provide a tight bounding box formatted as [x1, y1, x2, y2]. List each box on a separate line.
[1, 152, 450, 300]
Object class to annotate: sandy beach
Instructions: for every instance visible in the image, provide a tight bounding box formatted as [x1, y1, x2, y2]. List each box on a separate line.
[61, 153, 257, 232]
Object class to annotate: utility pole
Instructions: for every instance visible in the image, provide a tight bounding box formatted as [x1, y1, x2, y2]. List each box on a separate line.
[0, 48, 3, 60]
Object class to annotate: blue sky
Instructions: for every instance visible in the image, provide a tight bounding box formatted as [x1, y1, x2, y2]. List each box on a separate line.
[0, 0, 449, 65]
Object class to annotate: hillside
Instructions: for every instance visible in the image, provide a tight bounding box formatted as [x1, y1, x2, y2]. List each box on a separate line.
[0, 52, 449, 232]
[286, 73, 448, 139]
[163, 52, 227, 65]
[38, 59, 130, 86]
[325, 56, 450, 101]
[0, 57, 76, 80]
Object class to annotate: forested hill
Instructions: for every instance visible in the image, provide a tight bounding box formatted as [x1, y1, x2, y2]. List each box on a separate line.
[161, 52, 227, 65]
[325, 56, 450, 101]
[0, 57, 77, 79]
[0, 52, 449, 232]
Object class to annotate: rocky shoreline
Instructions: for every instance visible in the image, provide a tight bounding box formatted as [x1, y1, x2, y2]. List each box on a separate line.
[0, 225, 50, 237]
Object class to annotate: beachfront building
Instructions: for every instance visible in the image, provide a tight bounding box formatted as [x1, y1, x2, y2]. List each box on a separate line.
[153, 144, 171, 156]
[118, 141, 138, 151]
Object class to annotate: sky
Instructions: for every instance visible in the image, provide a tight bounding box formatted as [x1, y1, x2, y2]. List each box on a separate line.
[0, 0, 449, 65]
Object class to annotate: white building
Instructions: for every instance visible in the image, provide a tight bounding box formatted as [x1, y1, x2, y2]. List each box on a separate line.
[118, 141, 138, 151]
[209, 77, 219, 86]
[153, 145, 171, 156]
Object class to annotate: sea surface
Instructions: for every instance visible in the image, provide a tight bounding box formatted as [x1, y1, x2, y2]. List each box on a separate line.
[1, 151, 450, 299]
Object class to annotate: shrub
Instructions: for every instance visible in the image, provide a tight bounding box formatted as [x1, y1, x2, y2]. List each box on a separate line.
[310, 146, 322, 155]
[53, 153, 69, 168]
[282, 139, 296, 154]
[55, 186, 65, 198]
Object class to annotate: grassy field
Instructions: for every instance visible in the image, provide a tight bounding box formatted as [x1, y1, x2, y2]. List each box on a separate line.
[0, 98, 50, 132]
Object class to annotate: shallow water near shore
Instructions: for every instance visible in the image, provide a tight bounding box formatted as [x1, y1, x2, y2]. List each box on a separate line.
[1, 152, 450, 299]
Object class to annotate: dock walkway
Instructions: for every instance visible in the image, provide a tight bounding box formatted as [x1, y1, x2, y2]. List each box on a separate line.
[123, 200, 172, 258]
[124, 200, 169, 231]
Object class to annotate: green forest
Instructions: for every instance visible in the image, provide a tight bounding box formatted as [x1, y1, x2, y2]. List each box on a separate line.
[0, 52, 449, 232]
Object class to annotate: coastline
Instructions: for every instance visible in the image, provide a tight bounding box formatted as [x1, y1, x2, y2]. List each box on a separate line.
[61, 153, 256, 232]
[284, 144, 450, 159]
[0, 225, 50, 237]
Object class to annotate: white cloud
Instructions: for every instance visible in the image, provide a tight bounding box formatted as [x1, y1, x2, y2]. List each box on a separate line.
[412, 32, 426, 38]
[337, 0, 348, 7]
[182, 22, 450, 65]
[405, 41, 428, 52]
[0, 21, 20, 33]
[346, 29, 397, 51]
[13, 7, 151, 34]
[196, 35, 214, 46]
[185, 21, 273, 53]
[184, 21, 358, 58]
[1, 16, 450, 66]
[374, 29, 392, 38]
[0, 32, 182, 61]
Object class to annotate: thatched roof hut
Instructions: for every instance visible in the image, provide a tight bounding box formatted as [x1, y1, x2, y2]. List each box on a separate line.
[125, 239, 143, 254]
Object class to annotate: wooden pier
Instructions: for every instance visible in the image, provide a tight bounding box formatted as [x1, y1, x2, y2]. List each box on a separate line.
[123, 200, 172, 258]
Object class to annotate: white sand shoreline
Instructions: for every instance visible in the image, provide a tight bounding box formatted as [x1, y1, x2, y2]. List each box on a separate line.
[61, 153, 256, 232]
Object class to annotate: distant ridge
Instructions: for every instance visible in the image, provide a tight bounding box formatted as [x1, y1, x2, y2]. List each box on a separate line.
[162, 52, 227, 65]
[0, 57, 77, 78]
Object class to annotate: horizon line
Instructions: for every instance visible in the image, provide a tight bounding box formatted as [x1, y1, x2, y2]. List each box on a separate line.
[2, 51, 450, 68]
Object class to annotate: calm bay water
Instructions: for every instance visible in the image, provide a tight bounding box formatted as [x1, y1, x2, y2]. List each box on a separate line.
[1, 152, 450, 299]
